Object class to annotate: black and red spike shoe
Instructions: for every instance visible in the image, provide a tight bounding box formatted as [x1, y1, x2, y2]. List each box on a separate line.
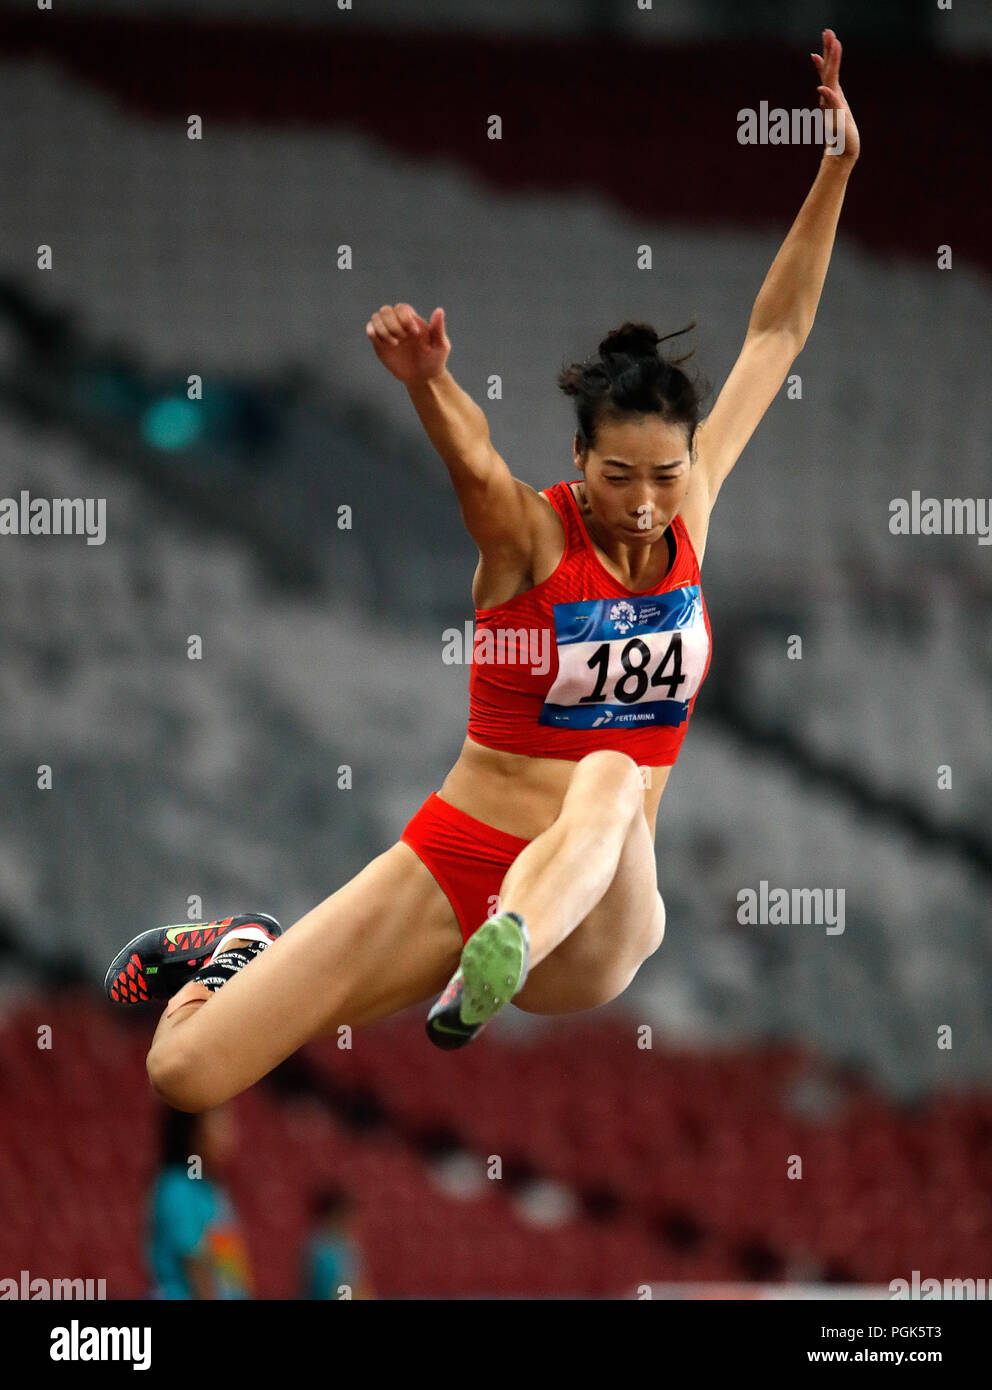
[104, 913, 282, 1006]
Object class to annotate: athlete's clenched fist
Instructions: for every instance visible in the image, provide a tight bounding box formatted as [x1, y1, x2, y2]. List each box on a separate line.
[366, 303, 451, 384]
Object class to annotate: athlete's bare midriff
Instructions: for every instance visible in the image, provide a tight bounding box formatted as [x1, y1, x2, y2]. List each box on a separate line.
[438, 735, 672, 842]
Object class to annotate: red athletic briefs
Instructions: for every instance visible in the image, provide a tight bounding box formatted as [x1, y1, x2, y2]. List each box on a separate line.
[400, 792, 531, 945]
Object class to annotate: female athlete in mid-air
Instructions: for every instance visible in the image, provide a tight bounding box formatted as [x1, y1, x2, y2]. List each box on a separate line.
[105, 32, 858, 1111]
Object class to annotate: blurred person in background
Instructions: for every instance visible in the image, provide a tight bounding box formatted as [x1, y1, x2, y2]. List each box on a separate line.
[302, 1186, 374, 1299]
[148, 1103, 254, 1299]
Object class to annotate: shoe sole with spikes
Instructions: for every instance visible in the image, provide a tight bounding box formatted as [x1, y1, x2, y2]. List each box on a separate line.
[426, 911, 529, 1050]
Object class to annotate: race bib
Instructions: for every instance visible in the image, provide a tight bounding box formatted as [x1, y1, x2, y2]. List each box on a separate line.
[539, 588, 709, 730]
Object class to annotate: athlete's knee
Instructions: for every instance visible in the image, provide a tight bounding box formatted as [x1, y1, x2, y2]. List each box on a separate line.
[146, 1000, 219, 1113]
[567, 750, 644, 823]
[147, 1039, 207, 1112]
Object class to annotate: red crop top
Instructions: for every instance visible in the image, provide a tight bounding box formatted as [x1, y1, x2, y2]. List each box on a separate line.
[466, 479, 712, 765]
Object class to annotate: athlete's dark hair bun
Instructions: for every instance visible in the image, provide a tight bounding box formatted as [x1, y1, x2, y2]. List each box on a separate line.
[598, 322, 661, 361]
[558, 319, 710, 455]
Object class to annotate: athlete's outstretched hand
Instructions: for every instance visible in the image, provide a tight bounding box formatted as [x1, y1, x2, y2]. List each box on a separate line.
[366, 303, 451, 383]
[811, 28, 860, 161]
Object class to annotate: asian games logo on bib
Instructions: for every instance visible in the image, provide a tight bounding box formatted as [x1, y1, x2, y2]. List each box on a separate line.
[609, 600, 637, 635]
[539, 587, 710, 733]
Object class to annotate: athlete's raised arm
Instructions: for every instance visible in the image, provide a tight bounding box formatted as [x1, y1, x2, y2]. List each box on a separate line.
[691, 28, 860, 512]
[367, 302, 545, 566]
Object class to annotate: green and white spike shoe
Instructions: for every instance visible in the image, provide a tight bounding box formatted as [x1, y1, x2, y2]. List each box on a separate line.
[426, 911, 529, 1050]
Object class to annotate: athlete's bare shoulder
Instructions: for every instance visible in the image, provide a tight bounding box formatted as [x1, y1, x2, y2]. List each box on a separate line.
[471, 478, 565, 608]
[528, 481, 569, 585]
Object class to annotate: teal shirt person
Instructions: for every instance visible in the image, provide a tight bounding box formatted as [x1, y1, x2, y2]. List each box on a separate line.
[302, 1186, 371, 1299]
[304, 1234, 359, 1300]
[149, 1166, 252, 1300]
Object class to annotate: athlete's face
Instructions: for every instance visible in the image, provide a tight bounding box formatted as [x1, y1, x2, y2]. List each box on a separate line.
[576, 415, 693, 540]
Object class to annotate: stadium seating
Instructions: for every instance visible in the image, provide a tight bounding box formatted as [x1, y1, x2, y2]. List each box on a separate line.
[1, 994, 987, 1297]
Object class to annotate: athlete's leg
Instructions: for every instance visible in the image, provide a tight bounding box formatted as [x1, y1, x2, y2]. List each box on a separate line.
[496, 749, 646, 965]
[511, 813, 664, 1013]
[501, 750, 666, 1014]
[146, 843, 462, 1113]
